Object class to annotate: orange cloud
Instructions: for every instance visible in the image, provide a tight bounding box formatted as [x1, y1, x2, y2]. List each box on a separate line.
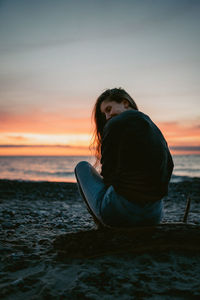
[0, 110, 92, 134]
[158, 121, 200, 147]
[0, 145, 91, 156]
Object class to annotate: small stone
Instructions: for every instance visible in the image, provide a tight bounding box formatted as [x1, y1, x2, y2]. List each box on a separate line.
[2, 222, 15, 229]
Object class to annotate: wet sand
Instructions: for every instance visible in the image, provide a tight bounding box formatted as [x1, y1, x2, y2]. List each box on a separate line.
[0, 178, 200, 299]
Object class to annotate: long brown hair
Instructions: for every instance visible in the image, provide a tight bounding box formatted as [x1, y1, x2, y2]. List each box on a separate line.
[90, 88, 138, 165]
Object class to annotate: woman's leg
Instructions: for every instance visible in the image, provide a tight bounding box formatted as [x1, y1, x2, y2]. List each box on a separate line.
[75, 161, 163, 228]
[101, 186, 163, 227]
[74, 161, 107, 227]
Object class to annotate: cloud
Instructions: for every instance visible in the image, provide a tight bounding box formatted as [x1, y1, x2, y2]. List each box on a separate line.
[6, 135, 28, 141]
[158, 121, 200, 137]
[0, 37, 80, 54]
[0, 144, 87, 149]
[170, 146, 200, 151]
[1, 0, 199, 55]
[0, 110, 91, 134]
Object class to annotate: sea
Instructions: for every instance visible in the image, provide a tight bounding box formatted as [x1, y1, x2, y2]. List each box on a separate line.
[0, 155, 200, 183]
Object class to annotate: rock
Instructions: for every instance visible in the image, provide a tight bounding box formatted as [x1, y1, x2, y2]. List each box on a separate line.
[2, 222, 15, 229]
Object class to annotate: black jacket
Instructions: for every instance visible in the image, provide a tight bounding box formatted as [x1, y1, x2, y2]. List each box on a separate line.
[100, 110, 174, 204]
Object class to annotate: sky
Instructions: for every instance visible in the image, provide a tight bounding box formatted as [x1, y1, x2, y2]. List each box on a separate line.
[0, 0, 200, 155]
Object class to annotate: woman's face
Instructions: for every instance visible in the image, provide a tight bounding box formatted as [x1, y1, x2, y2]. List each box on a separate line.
[100, 99, 131, 121]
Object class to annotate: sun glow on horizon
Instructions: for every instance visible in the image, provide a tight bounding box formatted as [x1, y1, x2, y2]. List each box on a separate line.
[0, 146, 91, 156]
[0, 132, 92, 146]
[0, 132, 92, 155]
[0, 118, 199, 156]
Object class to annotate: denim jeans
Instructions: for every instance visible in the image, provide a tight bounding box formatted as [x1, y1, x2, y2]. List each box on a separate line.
[75, 161, 163, 227]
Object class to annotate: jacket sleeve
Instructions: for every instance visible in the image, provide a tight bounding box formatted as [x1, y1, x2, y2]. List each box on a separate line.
[100, 119, 121, 187]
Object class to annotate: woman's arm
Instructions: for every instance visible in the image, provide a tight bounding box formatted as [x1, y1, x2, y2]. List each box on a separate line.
[100, 119, 121, 187]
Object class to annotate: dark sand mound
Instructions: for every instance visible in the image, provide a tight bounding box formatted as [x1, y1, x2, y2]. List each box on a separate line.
[54, 224, 200, 259]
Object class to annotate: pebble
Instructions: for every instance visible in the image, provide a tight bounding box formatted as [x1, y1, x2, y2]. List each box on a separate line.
[2, 222, 15, 229]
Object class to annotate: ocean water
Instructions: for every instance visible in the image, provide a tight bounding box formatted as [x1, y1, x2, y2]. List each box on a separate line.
[0, 155, 199, 182]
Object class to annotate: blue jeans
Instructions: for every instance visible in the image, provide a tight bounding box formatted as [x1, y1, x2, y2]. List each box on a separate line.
[75, 161, 163, 227]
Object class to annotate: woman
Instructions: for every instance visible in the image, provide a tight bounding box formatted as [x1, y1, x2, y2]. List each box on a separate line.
[75, 88, 174, 228]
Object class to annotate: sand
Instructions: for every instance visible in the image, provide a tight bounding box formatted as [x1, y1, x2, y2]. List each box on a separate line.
[0, 178, 200, 299]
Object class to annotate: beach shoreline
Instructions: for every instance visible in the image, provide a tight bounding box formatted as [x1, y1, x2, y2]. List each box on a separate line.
[0, 177, 200, 299]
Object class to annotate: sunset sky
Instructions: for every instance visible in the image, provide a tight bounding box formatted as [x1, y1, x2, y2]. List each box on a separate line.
[0, 0, 200, 156]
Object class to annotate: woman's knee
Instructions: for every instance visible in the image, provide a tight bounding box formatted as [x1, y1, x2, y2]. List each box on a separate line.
[75, 161, 91, 173]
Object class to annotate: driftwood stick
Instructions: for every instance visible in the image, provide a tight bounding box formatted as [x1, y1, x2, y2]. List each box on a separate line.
[183, 196, 191, 223]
